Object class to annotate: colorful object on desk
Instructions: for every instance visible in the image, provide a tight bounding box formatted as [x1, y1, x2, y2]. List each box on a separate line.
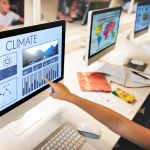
[77, 72, 111, 92]
[112, 88, 136, 103]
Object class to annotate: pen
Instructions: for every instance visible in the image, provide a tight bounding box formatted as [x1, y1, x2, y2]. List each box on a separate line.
[132, 71, 150, 80]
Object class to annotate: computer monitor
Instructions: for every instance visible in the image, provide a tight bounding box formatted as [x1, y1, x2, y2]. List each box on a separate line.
[0, 21, 65, 128]
[85, 7, 122, 65]
[81, 0, 110, 25]
[134, 2, 150, 38]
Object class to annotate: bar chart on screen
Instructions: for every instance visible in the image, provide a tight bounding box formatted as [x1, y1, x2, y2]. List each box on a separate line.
[22, 63, 59, 96]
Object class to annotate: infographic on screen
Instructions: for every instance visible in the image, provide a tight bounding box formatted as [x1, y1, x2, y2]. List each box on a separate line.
[0, 26, 62, 111]
[0, 52, 17, 81]
[134, 4, 150, 32]
[90, 10, 121, 57]
[0, 78, 17, 110]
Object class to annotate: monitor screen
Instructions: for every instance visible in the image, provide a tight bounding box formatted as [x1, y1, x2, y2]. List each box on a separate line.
[134, 3, 150, 36]
[89, 8, 121, 58]
[0, 21, 65, 116]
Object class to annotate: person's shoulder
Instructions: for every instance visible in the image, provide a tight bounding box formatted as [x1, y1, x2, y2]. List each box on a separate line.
[7, 10, 20, 19]
[7, 10, 17, 15]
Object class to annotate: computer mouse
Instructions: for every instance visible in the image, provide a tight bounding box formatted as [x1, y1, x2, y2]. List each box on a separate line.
[77, 122, 101, 139]
[130, 59, 144, 66]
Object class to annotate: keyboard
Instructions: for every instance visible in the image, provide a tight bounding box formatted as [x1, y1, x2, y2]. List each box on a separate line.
[34, 122, 86, 150]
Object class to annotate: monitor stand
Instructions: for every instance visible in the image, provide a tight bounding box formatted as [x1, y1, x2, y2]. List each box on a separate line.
[7, 109, 43, 136]
[83, 54, 85, 60]
[5, 98, 65, 136]
[126, 30, 133, 40]
[127, 31, 150, 50]
[141, 41, 150, 51]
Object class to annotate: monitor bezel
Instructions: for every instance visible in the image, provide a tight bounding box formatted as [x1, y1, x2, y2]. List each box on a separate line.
[0, 21, 66, 117]
[134, 2, 150, 38]
[86, 7, 122, 65]
[81, 1, 111, 25]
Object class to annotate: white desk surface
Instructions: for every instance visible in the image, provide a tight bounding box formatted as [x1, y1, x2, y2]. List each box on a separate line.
[62, 33, 150, 149]
[0, 15, 150, 150]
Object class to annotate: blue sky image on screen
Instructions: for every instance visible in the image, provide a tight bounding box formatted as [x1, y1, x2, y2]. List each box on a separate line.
[90, 10, 121, 57]
[134, 4, 150, 32]
[0, 26, 62, 111]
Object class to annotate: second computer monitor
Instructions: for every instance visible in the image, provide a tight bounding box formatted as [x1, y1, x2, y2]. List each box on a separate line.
[134, 2, 150, 38]
[85, 7, 122, 66]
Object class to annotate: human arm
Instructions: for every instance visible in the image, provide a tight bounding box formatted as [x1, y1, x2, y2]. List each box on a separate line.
[44, 78, 150, 150]
[0, 25, 4, 29]
[18, 16, 24, 23]
[10, 11, 24, 25]
[69, 94, 150, 150]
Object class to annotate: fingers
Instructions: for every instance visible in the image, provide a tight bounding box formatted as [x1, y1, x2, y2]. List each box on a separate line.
[50, 92, 55, 98]
[50, 92, 59, 99]
[50, 86, 55, 93]
[43, 77, 56, 88]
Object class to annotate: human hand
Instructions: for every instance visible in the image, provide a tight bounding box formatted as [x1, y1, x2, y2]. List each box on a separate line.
[0, 25, 4, 28]
[44, 77, 72, 101]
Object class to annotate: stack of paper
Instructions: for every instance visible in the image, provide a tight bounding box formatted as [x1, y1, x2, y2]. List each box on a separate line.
[128, 71, 150, 86]
[96, 63, 127, 85]
[96, 63, 150, 87]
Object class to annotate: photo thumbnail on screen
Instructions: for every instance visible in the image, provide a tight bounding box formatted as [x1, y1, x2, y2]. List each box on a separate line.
[23, 40, 58, 68]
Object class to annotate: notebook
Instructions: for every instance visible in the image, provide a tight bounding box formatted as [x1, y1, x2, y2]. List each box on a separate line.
[77, 72, 111, 92]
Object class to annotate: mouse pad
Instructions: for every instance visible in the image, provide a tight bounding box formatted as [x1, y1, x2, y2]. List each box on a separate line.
[124, 59, 147, 72]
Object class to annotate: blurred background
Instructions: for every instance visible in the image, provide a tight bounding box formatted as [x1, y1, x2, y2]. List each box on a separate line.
[0, 0, 150, 52]
[1, 0, 149, 28]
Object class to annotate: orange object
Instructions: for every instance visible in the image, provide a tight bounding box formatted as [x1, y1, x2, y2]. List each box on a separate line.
[77, 72, 111, 92]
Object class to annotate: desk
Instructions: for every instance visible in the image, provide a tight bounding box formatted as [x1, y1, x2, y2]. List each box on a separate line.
[62, 33, 150, 149]
[0, 24, 24, 32]
[0, 16, 150, 150]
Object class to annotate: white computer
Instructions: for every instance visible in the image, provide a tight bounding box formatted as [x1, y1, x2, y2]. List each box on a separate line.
[0, 20, 98, 150]
[134, 2, 150, 38]
[126, 2, 150, 69]
[85, 7, 122, 65]
[0, 21, 65, 129]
